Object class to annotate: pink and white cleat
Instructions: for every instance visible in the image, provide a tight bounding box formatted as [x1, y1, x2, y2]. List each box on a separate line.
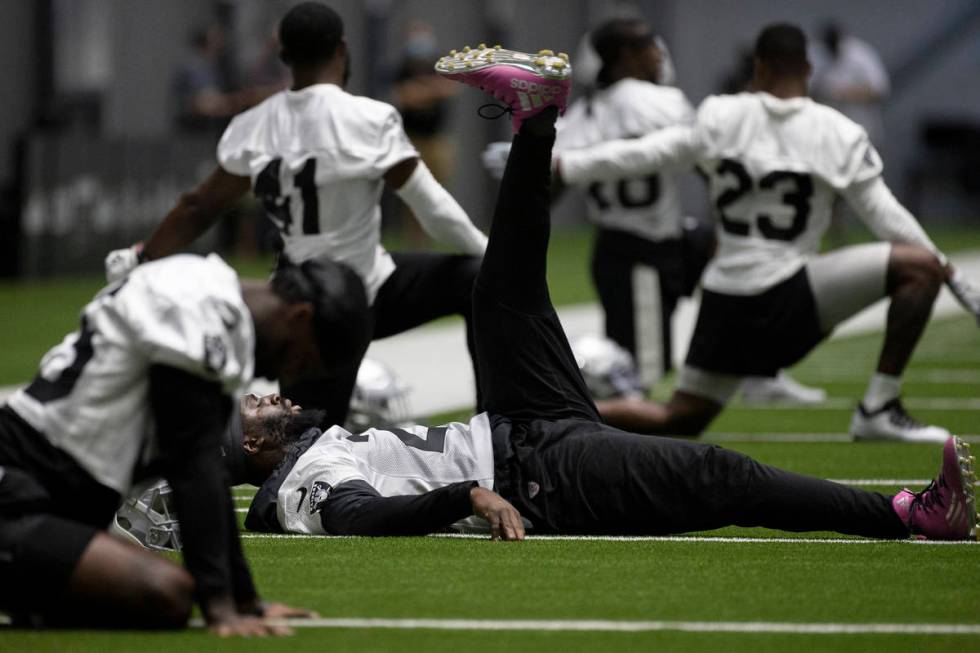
[435, 44, 572, 132]
[891, 436, 977, 540]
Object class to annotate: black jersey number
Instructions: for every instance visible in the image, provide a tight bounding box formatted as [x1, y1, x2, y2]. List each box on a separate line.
[24, 278, 127, 404]
[255, 157, 320, 236]
[587, 174, 661, 212]
[714, 159, 812, 241]
[25, 316, 97, 403]
[346, 427, 448, 453]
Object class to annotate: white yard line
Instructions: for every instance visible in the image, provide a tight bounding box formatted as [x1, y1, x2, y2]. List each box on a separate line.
[178, 616, 980, 636]
[1, 613, 976, 635]
[734, 397, 980, 410]
[705, 432, 980, 443]
[237, 532, 977, 546]
[803, 369, 980, 384]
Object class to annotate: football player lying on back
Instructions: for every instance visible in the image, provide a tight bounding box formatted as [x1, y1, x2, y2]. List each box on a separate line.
[229, 49, 976, 543]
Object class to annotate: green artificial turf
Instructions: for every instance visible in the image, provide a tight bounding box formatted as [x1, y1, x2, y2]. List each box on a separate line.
[2, 229, 979, 651]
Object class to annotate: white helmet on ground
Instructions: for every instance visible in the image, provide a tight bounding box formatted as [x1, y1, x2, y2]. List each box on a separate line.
[571, 334, 647, 400]
[345, 358, 413, 432]
[111, 478, 182, 552]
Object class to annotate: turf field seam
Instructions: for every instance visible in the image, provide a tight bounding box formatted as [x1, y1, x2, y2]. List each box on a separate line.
[182, 616, 980, 635]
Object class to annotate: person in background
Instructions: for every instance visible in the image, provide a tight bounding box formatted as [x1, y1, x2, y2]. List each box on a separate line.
[391, 20, 461, 245]
[810, 21, 890, 146]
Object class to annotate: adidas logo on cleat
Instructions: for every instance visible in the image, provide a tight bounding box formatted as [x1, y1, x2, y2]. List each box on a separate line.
[509, 78, 565, 96]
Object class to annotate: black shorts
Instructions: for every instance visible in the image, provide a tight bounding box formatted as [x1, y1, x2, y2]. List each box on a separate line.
[0, 408, 118, 612]
[684, 267, 827, 377]
[591, 229, 687, 374]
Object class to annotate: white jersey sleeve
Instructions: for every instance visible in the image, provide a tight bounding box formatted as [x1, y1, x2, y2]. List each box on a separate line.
[277, 414, 495, 535]
[555, 79, 695, 241]
[394, 160, 487, 256]
[6, 254, 253, 493]
[559, 125, 702, 185]
[216, 85, 420, 302]
[841, 177, 942, 260]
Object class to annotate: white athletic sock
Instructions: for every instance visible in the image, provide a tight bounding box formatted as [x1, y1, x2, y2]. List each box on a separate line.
[863, 373, 902, 412]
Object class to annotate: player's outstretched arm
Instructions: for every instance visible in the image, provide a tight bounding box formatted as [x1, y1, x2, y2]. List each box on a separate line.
[318, 479, 494, 536]
[556, 124, 701, 186]
[144, 167, 251, 260]
[105, 167, 251, 282]
[385, 157, 488, 255]
[842, 176, 980, 325]
[841, 177, 944, 262]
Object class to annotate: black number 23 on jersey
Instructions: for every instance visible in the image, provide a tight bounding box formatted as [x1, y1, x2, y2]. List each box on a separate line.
[714, 159, 813, 241]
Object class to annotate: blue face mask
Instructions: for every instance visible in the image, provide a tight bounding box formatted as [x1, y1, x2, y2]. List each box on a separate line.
[405, 34, 437, 61]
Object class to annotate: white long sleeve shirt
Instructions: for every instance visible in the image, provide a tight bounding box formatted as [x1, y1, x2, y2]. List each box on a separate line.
[560, 92, 940, 295]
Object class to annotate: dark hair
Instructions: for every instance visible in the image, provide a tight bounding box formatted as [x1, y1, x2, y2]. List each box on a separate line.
[279, 2, 345, 67]
[754, 23, 809, 76]
[591, 18, 654, 87]
[272, 255, 371, 376]
[258, 407, 328, 447]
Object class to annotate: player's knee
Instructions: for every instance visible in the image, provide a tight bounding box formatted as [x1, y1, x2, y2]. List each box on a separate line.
[890, 245, 944, 296]
[140, 564, 194, 629]
[664, 408, 712, 436]
[664, 392, 719, 436]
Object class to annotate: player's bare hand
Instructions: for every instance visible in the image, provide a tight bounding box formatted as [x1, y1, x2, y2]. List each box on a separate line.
[470, 486, 525, 541]
[263, 601, 319, 620]
[210, 614, 293, 638]
[207, 597, 293, 637]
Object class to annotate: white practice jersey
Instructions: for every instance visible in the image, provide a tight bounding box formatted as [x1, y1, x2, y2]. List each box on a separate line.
[556, 79, 694, 242]
[694, 93, 882, 294]
[277, 413, 495, 535]
[561, 91, 891, 295]
[7, 255, 254, 494]
[217, 84, 419, 302]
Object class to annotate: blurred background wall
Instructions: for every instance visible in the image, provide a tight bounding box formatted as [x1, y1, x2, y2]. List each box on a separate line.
[1, 0, 978, 276]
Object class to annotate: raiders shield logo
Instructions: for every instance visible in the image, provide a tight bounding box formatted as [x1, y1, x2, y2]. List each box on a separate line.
[203, 334, 227, 375]
[309, 481, 332, 515]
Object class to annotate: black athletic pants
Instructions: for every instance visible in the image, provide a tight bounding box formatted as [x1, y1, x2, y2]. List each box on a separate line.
[282, 251, 483, 426]
[474, 117, 908, 539]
